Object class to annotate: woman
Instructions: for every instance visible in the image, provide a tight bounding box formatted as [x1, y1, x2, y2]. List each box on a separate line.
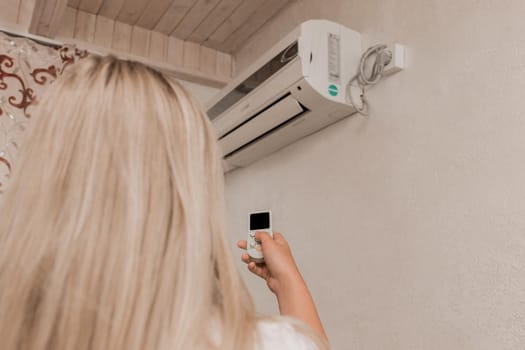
[0, 56, 327, 350]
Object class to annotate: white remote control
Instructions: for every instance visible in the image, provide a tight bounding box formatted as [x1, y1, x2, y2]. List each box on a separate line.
[247, 211, 272, 263]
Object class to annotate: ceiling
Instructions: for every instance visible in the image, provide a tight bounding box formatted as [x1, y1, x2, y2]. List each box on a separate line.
[67, 0, 294, 53]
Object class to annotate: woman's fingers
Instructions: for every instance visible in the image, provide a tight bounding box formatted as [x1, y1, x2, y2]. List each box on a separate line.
[248, 262, 269, 279]
[240, 240, 269, 279]
[237, 240, 247, 249]
[272, 232, 286, 244]
[241, 253, 250, 264]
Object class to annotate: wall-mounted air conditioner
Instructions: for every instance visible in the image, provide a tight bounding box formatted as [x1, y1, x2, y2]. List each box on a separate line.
[206, 20, 362, 172]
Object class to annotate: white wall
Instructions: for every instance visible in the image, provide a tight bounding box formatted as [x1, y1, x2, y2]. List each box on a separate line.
[178, 79, 219, 106]
[225, 1, 525, 349]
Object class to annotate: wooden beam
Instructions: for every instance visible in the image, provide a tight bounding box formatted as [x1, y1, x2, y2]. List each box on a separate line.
[149, 31, 168, 61]
[130, 26, 151, 56]
[0, 0, 20, 26]
[74, 10, 96, 43]
[199, 45, 216, 75]
[0, 3, 233, 87]
[111, 21, 132, 52]
[51, 8, 233, 87]
[167, 36, 184, 67]
[17, 0, 35, 27]
[93, 15, 115, 48]
[215, 50, 232, 79]
[55, 5, 75, 39]
[77, 38, 230, 87]
[28, 0, 69, 38]
[0, 24, 63, 47]
[183, 41, 200, 71]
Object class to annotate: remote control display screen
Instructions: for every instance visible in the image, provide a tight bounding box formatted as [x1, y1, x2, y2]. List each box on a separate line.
[250, 212, 270, 230]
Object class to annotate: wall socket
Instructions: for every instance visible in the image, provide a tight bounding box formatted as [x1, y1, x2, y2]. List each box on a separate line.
[347, 43, 406, 111]
[383, 43, 406, 76]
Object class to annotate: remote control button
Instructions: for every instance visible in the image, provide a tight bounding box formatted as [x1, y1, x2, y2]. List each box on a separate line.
[249, 231, 255, 237]
[249, 242, 256, 249]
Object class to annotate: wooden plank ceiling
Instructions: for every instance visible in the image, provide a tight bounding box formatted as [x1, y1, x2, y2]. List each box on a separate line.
[68, 0, 294, 53]
[0, 0, 292, 87]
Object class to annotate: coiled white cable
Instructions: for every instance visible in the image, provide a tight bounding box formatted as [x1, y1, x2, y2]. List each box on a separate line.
[346, 44, 393, 116]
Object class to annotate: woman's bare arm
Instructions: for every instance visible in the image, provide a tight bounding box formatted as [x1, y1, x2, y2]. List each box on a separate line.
[237, 232, 328, 341]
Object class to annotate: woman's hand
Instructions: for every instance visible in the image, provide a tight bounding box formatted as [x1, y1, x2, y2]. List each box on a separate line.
[237, 231, 303, 295]
[237, 231, 328, 341]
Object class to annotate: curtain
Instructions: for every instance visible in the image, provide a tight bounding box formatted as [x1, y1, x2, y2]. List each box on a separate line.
[0, 32, 87, 193]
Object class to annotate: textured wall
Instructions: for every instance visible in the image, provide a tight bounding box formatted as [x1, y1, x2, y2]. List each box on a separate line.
[178, 79, 219, 106]
[225, 1, 525, 349]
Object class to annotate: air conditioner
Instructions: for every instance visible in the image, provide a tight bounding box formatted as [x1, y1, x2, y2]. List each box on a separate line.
[206, 20, 362, 172]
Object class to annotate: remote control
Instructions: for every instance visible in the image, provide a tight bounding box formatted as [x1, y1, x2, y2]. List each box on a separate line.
[247, 211, 272, 263]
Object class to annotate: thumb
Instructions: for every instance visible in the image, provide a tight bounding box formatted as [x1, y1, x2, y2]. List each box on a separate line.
[255, 231, 273, 245]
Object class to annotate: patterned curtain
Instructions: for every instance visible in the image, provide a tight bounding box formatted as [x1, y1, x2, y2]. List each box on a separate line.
[0, 32, 87, 193]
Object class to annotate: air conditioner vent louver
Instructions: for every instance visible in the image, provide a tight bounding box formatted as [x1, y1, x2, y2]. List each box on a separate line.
[220, 93, 308, 157]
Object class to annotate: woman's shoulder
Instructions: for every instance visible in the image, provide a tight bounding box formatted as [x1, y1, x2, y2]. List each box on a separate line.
[256, 318, 319, 350]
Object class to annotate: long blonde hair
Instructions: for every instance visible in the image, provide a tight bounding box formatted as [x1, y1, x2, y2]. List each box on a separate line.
[0, 56, 256, 350]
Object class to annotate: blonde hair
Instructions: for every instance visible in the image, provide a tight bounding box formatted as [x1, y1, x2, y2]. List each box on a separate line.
[0, 56, 257, 350]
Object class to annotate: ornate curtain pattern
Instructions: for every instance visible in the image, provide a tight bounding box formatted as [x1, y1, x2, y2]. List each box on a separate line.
[0, 32, 87, 193]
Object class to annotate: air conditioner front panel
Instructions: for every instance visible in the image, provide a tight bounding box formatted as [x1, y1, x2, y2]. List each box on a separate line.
[218, 95, 306, 156]
[225, 83, 355, 168]
[213, 59, 303, 138]
[207, 20, 363, 172]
